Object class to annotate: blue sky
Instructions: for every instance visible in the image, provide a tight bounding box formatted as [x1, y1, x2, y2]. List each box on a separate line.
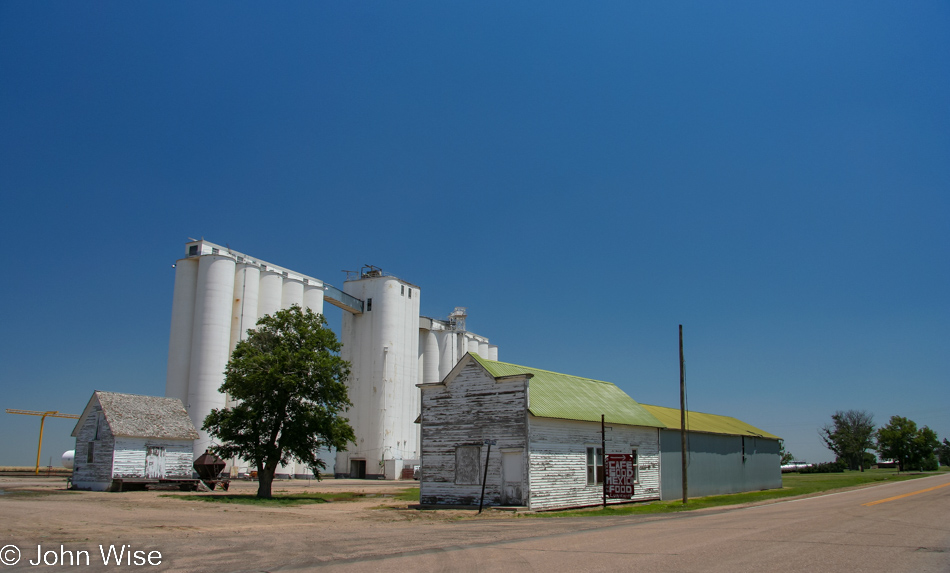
[1, 2, 947, 467]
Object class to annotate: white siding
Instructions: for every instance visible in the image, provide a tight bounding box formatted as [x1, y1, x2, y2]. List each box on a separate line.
[527, 417, 660, 511]
[112, 437, 194, 479]
[72, 404, 115, 491]
[420, 360, 528, 506]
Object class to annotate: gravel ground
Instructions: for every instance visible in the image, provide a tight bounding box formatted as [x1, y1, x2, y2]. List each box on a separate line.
[1, 476, 562, 572]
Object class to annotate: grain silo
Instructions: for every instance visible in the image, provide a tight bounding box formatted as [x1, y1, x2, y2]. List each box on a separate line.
[166, 241, 498, 479]
[166, 240, 326, 475]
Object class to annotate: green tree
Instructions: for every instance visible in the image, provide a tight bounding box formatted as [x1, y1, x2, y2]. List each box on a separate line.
[819, 410, 875, 471]
[875, 416, 939, 473]
[203, 306, 356, 498]
[938, 438, 950, 468]
[779, 440, 795, 465]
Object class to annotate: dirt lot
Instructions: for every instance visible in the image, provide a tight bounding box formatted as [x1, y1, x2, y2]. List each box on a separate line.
[0, 476, 593, 572]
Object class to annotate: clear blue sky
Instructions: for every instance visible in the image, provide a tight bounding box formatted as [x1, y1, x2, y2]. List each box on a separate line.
[1, 2, 947, 467]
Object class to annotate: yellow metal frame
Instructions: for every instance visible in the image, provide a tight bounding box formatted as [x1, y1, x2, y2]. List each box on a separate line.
[5, 409, 81, 475]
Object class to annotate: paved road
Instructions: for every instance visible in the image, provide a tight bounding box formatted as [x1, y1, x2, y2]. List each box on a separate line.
[284, 474, 950, 573]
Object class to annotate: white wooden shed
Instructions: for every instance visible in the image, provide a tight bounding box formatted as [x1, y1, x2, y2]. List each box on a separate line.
[71, 391, 199, 491]
[418, 354, 667, 511]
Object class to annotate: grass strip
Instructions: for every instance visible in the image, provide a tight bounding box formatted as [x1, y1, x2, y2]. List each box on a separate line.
[528, 469, 942, 518]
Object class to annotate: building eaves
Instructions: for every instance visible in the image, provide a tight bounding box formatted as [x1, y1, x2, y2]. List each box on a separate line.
[641, 404, 780, 440]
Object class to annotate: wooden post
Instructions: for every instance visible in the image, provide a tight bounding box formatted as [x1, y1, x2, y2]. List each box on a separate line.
[680, 325, 687, 504]
[478, 440, 494, 514]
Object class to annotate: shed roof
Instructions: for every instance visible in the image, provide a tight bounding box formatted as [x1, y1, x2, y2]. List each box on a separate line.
[72, 391, 199, 440]
[641, 404, 780, 440]
[469, 354, 665, 428]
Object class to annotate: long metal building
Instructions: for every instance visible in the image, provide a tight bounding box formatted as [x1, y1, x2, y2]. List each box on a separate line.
[641, 405, 782, 500]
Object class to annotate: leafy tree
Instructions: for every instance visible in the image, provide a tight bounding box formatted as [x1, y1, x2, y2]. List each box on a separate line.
[203, 306, 356, 498]
[875, 416, 939, 473]
[819, 410, 875, 471]
[938, 439, 950, 468]
[779, 440, 795, 465]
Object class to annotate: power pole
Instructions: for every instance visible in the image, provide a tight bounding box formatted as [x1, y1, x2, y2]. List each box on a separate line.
[679, 325, 687, 504]
[5, 409, 81, 475]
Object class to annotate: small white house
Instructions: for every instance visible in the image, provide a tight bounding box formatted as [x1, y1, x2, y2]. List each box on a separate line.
[418, 354, 667, 511]
[71, 391, 199, 491]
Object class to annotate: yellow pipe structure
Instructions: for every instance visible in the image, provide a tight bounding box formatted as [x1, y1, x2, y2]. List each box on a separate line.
[5, 409, 81, 475]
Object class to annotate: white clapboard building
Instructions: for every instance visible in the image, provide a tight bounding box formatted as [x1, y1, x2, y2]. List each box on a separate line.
[71, 391, 198, 491]
[418, 354, 666, 511]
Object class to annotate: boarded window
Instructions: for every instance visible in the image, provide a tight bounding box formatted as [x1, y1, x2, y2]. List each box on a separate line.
[455, 446, 481, 485]
[586, 446, 604, 485]
[631, 449, 639, 483]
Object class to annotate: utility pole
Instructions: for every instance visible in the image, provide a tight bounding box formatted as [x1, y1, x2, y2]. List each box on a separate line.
[679, 325, 687, 504]
[6, 409, 81, 475]
[601, 414, 607, 508]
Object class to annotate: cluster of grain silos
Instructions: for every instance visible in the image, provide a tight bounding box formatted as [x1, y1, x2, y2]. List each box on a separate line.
[419, 308, 498, 385]
[165, 240, 324, 476]
[166, 241, 498, 479]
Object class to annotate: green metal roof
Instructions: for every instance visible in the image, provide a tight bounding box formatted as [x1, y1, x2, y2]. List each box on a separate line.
[469, 354, 665, 428]
[641, 404, 780, 440]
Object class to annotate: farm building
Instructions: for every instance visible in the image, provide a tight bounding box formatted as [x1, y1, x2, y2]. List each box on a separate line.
[71, 391, 199, 491]
[418, 354, 781, 510]
[418, 353, 666, 511]
[641, 404, 782, 500]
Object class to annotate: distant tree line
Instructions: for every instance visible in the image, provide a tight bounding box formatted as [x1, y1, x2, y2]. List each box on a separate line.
[818, 410, 942, 472]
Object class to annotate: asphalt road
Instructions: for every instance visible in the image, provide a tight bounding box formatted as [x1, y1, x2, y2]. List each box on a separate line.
[287, 474, 950, 573]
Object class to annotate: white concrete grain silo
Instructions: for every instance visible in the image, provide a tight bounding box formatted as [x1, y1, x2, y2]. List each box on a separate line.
[166, 240, 326, 471]
[336, 267, 421, 479]
[167, 241, 498, 480]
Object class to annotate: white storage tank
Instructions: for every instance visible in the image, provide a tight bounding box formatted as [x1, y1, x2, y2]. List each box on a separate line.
[230, 263, 260, 355]
[166, 257, 199, 407]
[257, 269, 283, 319]
[422, 330, 440, 384]
[338, 270, 420, 479]
[187, 254, 236, 458]
[281, 276, 304, 309]
[303, 281, 325, 316]
[467, 336, 480, 355]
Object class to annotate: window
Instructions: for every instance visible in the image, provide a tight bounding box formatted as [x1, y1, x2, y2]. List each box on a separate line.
[401, 285, 405, 296]
[455, 446, 481, 485]
[367, 298, 372, 311]
[631, 449, 639, 483]
[86, 442, 95, 463]
[408, 288, 412, 299]
[188, 245, 198, 256]
[586, 446, 604, 485]
[211, 247, 219, 255]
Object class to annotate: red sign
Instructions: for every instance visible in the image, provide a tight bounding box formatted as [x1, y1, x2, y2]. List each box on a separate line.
[605, 454, 635, 499]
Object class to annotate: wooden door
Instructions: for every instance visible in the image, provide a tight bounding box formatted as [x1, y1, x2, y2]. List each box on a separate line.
[501, 450, 523, 505]
[145, 446, 166, 479]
